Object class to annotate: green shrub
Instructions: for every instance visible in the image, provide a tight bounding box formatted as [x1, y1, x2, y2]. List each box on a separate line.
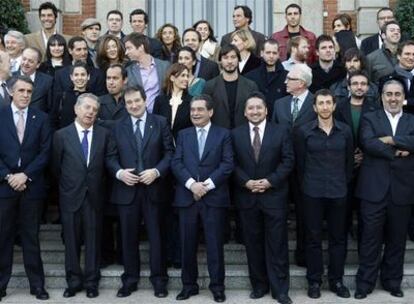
[395, 0, 414, 39]
[0, 0, 29, 34]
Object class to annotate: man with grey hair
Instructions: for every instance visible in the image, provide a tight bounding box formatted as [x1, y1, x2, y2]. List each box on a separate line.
[52, 93, 116, 299]
[4, 30, 26, 73]
[272, 63, 316, 268]
[354, 78, 414, 299]
[0, 50, 11, 106]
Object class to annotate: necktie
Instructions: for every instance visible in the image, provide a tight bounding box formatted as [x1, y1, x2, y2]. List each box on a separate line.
[1, 83, 10, 104]
[135, 119, 144, 172]
[16, 110, 25, 143]
[198, 128, 206, 159]
[81, 130, 89, 162]
[252, 126, 261, 162]
[292, 97, 299, 122]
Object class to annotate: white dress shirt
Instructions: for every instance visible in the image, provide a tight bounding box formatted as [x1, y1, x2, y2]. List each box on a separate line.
[74, 120, 93, 166]
[291, 90, 309, 113]
[384, 109, 402, 136]
[249, 119, 266, 145]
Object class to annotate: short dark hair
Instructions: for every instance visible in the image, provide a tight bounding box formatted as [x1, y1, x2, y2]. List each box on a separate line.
[377, 7, 393, 20]
[107, 63, 127, 80]
[68, 36, 87, 50]
[245, 91, 267, 108]
[313, 89, 335, 104]
[182, 28, 201, 43]
[45, 34, 71, 64]
[218, 44, 241, 62]
[38, 2, 58, 19]
[191, 94, 214, 110]
[380, 20, 400, 35]
[124, 84, 147, 101]
[124, 32, 150, 54]
[129, 9, 148, 24]
[397, 40, 414, 56]
[342, 47, 366, 70]
[347, 70, 369, 86]
[107, 10, 123, 20]
[315, 34, 335, 50]
[285, 3, 302, 15]
[263, 38, 279, 51]
[70, 61, 90, 75]
[234, 5, 252, 25]
[10, 75, 34, 91]
[192, 20, 217, 42]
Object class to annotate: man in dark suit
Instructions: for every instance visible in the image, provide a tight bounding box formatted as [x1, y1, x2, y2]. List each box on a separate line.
[232, 92, 294, 304]
[52, 93, 116, 298]
[360, 7, 394, 56]
[107, 85, 174, 298]
[0, 75, 51, 300]
[106, 10, 126, 40]
[245, 39, 288, 118]
[13, 47, 53, 113]
[204, 44, 258, 129]
[182, 28, 220, 81]
[272, 63, 316, 267]
[171, 94, 233, 303]
[0, 50, 11, 107]
[129, 9, 163, 59]
[220, 5, 266, 56]
[124, 33, 170, 113]
[354, 79, 414, 299]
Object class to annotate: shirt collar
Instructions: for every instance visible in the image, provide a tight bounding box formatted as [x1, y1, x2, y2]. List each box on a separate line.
[131, 110, 147, 126]
[11, 102, 27, 114]
[310, 119, 342, 131]
[384, 109, 403, 121]
[74, 120, 93, 133]
[196, 121, 211, 133]
[294, 90, 310, 103]
[248, 119, 266, 132]
[20, 70, 36, 82]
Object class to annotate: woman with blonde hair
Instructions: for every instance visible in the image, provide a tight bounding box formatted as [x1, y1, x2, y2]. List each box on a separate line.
[231, 28, 261, 74]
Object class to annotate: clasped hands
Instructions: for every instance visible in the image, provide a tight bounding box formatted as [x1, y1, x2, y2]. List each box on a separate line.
[190, 181, 210, 201]
[245, 179, 271, 193]
[120, 168, 158, 186]
[379, 136, 410, 157]
[7, 173, 28, 192]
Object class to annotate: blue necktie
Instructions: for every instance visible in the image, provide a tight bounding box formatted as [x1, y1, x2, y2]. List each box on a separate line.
[135, 119, 144, 172]
[81, 130, 89, 162]
[198, 128, 206, 159]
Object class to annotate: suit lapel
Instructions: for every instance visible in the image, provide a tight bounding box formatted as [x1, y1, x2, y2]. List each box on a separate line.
[241, 124, 255, 161]
[6, 106, 19, 143]
[218, 77, 230, 113]
[200, 125, 215, 161]
[297, 93, 313, 119]
[379, 111, 394, 136]
[395, 113, 409, 136]
[122, 116, 138, 151]
[283, 98, 293, 123]
[67, 124, 87, 167]
[88, 126, 100, 166]
[142, 114, 154, 151]
[257, 123, 271, 163]
[22, 108, 36, 145]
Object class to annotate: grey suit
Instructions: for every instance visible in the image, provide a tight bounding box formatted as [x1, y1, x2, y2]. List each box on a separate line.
[203, 75, 258, 129]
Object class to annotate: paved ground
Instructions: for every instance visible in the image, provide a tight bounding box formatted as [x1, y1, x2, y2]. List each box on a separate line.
[2, 289, 414, 304]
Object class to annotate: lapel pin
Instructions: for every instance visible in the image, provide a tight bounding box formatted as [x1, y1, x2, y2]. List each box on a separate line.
[150, 125, 153, 129]
[32, 115, 36, 119]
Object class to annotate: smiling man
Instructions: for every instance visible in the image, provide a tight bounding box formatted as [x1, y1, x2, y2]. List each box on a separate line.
[25, 2, 71, 60]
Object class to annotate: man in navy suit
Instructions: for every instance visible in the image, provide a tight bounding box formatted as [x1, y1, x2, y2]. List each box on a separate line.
[107, 85, 174, 298]
[171, 94, 233, 302]
[0, 76, 51, 300]
[0, 50, 11, 107]
[231, 92, 294, 304]
[354, 79, 414, 299]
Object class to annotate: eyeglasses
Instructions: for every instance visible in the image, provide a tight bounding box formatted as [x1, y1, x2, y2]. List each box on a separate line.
[286, 76, 302, 81]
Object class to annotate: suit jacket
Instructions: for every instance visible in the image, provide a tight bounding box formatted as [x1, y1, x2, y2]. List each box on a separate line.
[240, 54, 261, 75]
[152, 93, 192, 140]
[355, 110, 414, 205]
[11, 71, 53, 113]
[360, 34, 380, 56]
[171, 124, 233, 208]
[203, 75, 258, 129]
[125, 57, 170, 90]
[272, 92, 316, 127]
[232, 122, 294, 209]
[107, 113, 174, 205]
[197, 56, 220, 81]
[97, 94, 128, 129]
[221, 28, 266, 56]
[52, 123, 116, 212]
[0, 106, 52, 199]
[0, 85, 10, 108]
[25, 31, 71, 60]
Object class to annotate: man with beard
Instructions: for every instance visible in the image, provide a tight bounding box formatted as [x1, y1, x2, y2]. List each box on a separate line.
[282, 36, 310, 71]
[309, 35, 346, 93]
[330, 48, 379, 106]
[203, 44, 258, 129]
[245, 39, 288, 118]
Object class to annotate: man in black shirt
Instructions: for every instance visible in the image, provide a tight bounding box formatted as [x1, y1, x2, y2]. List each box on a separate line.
[309, 35, 346, 93]
[294, 89, 354, 300]
[203, 44, 258, 129]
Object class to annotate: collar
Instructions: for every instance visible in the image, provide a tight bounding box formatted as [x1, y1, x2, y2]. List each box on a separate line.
[310, 119, 342, 131]
[131, 110, 147, 126]
[74, 120, 93, 133]
[20, 70, 36, 82]
[294, 90, 310, 102]
[11, 102, 27, 114]
[196, 121, 211, 133]
[248, 119, 266, 132]
[384, 109, 403, 121]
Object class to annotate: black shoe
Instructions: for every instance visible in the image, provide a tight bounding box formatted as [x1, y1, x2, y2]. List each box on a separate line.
[0, 289, 6, 300]
[154, 287, 168, 298]
[116, 285, 137, 298]
[249, 289, 268, 299]
[354, 288, 367, 299]
[86, 288, 99, 298]
[30, 287, 49, 300]
[176, 289, 199, 300]
[63, 286, 83, 298]
[384, 287, 404, 297]
[212, 290, 226, 302]
[329, 281, 350, 298]
[307, 283, 321, 299]
[276, 294, 293, 304]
